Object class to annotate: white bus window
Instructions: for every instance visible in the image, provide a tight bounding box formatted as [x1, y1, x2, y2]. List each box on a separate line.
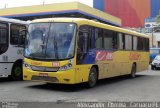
[0, 29, 7, 44]
[0, 23, 8, 54]
[10, 24, 26, 45]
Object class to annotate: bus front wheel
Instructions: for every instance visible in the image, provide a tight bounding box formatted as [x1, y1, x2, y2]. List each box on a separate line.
[86, 67, 98, 88]
[11, 62, 23, 81]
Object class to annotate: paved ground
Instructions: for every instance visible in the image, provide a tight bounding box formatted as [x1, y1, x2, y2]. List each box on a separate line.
[0, 68, 160, 103]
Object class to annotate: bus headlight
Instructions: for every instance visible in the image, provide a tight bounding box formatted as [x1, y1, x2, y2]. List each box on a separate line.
[23, 62, 31, 69]
[59, 60, 73, 71]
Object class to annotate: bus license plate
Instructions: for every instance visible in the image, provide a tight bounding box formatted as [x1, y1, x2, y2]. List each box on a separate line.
[39, 73, 48, 77]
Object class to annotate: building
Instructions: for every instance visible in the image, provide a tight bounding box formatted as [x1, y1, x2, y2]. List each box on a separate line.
[0, 2, 121, 27]
[93, 0, 160, 28]
[145, 17, 160, 47]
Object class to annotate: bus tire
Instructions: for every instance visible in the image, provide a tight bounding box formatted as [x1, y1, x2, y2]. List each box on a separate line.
[130, 64, 136, 78]
[11, 62, 23, 81]
[86, 67, 98, 88]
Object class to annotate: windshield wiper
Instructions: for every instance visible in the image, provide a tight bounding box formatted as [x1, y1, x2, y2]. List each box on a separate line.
[53, 37, 59, 59]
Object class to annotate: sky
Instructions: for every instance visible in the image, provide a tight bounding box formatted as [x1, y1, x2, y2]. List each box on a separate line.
[0, 0, 93, 9]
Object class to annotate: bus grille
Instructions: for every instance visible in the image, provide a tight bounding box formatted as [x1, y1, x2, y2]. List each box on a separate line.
[31, 66, 59, 72]
[31, 76, 58, 82]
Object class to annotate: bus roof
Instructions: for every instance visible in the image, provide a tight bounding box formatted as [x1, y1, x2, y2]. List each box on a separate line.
[0, 17, 28, 25]
[32, 17, 148, 38]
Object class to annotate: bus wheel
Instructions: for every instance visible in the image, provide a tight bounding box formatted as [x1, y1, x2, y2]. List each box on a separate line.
[86, 67, 98, 88]
[11, 63, 23, 81]
[130, 64, 136, 78]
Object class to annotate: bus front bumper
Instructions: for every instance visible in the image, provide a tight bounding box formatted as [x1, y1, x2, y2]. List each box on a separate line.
[23, 67, 76, 84]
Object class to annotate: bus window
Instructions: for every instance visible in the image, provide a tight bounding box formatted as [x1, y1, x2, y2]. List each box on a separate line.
[112, 32, 118, 49]
[103, 29, 113, 49]
[0, 23, 8, 55]
[145, 39, 149, 51]
[137, 37, 144, 50]
[95, 28, 103, 49]
[133, 36, 138, 50]
[117, 33, 124, 50]
[10, 24, 26, 46]
[125, 34, 132, 50]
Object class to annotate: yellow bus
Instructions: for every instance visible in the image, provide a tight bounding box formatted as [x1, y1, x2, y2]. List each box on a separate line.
[23, 18, 149, 87]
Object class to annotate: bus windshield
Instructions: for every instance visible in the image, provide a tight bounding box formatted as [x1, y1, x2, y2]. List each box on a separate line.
[24, 22, 76, 60]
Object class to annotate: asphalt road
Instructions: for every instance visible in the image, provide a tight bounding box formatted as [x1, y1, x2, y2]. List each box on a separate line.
[0, 68, 160, 104]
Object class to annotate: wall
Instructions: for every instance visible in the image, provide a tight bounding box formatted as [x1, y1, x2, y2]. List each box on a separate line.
[93, 0, 160, 27]
[93, 0, 104, 11]
[103, 0, 150, 27]
[150, 0, 160, 17]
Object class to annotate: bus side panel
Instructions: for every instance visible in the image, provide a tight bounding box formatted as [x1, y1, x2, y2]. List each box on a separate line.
[96, 51, 149, 80]
[0, 46, 23, 76]
[96, 50, 130, 79]
[0, 63, 13, 76]
[136, 52, 149, 72]
[113, 51, 130, 76]
[75, 65, 92, 83]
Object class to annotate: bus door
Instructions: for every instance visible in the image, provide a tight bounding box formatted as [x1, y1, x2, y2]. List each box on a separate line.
[76, 25, 92, 83]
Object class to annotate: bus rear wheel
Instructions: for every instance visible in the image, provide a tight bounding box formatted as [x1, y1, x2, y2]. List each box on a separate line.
[86, 67, 98, 88]
[11, 63, 23, 81]
[130, 64, 136, 78]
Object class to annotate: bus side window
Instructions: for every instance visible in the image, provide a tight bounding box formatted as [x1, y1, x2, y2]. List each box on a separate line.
[113, 32, 118, 49]
[117, 33, 123, 50]
[137, 37, 144, 50]
[95, 28, 103, 49]
[145, 38, 149, 51]
[0, 23, 8, 55]
[10, 24, 26, 46]
[103, 29, 113, 49]
[125, 34, 132, 50]
[133, 36, 138, 50]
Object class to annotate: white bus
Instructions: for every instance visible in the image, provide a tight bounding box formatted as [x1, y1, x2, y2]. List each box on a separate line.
[0, 17, 28, 80]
